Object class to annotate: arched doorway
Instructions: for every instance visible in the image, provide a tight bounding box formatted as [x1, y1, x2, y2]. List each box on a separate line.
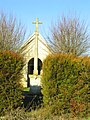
[28, 58, 42, 75]
[38, 59, 42, 75]
[28, 58, 34, 74]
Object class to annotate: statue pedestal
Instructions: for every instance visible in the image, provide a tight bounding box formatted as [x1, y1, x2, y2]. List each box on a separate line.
[29, 75, 41, 94]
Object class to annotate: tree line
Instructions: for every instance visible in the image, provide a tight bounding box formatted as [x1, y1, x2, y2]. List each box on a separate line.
[0, 11, 89, 55]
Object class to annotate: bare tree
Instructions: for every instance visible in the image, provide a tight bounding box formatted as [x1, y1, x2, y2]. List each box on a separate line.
[0, 12, 26, 51]
[48, 16, 90, 56]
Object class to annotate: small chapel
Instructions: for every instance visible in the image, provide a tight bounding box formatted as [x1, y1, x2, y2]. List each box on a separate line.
[20, 18, 51, 94]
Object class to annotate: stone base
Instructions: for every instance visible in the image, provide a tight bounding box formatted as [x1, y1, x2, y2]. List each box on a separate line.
[29, 75, 41, 94]
[29, 75, 41, 86]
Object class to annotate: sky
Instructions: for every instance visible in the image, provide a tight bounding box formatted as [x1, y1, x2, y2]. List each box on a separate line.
[0, 0, 90, 54]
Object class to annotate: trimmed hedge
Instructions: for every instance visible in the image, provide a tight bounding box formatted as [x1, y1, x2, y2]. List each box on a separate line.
[0, 51, 24, 116]
[42, 54, 90, 117]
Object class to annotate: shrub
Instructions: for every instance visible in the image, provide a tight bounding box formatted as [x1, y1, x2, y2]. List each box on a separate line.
[42, 54, 90, 117]
[0, 50, 24, 116]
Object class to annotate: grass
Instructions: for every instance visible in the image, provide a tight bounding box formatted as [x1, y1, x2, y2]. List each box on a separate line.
[0, 107, 89, 120]
[23, 87, 30, 92]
